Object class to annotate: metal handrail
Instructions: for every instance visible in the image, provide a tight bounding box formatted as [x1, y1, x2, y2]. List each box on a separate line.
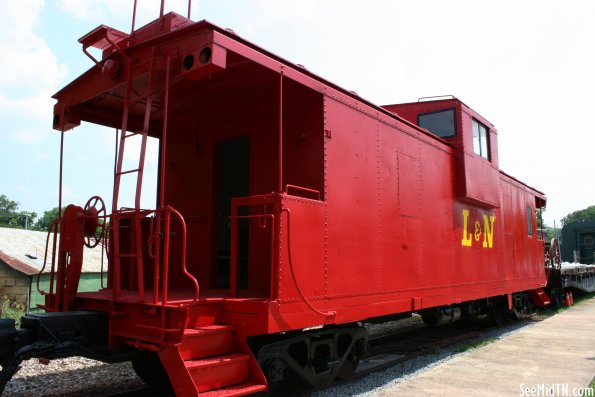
[284, 184, 321, 200]
[112, 206, 200, 307]
[163, 206, 200, 306]
[229, 194, 280, 298]
[37, 204, 200, 309]
[37, 219, 60, 297]
[100, 228, 109, 289]
[282, 208, 335, 319]
[229, 213, 276, 298]
[131, 0, 193, 33]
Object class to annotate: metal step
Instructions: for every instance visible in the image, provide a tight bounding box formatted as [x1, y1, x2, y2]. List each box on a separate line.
[179, 325, 235, 360]
[185, 353, 250, 393]
[529, 288, 551, 307]
[198, 382, 267, 397]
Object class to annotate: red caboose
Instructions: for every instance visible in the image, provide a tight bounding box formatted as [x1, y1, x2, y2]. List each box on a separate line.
[0, 10, 548, 397]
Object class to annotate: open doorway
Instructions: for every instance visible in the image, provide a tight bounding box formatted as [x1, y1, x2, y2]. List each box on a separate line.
[212, 135, 250, 288]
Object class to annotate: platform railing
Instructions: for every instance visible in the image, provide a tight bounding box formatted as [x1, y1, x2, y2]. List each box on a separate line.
[111, 206, 199, 307]
[229, 194, 281, 298]
[36, 219, 61, 311]
[161, 206, 199, 305]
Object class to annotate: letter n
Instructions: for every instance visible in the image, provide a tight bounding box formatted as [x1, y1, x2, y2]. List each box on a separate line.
[482, 215, 495, 248]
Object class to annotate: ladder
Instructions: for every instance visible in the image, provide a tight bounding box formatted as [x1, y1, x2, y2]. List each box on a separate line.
[110, 55, 165, 301]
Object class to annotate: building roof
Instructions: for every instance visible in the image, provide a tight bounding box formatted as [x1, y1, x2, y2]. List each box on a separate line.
[0, 227, 104, 275]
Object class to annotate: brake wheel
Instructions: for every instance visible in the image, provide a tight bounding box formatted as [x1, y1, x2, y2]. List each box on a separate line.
[83, 195, 106, 248]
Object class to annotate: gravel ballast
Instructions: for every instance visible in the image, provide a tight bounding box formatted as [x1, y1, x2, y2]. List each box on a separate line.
[4, 358, 145, 397]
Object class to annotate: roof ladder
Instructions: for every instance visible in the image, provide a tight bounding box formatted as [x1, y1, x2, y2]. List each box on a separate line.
[110, 56, 159, 301]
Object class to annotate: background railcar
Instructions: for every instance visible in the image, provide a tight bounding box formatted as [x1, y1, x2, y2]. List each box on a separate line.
[561, 221, 595, 264]
[0, 9, 550, 397]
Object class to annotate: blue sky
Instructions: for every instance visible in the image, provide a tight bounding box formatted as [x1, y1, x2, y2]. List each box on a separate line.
[1, 0, 594, 226]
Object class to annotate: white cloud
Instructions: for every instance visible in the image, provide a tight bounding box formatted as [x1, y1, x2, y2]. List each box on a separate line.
[0, 0, 67, 143]
[57, 0, 127, 21]
[57, 0, 201, 30]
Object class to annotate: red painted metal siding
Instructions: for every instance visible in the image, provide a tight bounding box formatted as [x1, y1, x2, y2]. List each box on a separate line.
[272, 94, 546, 329]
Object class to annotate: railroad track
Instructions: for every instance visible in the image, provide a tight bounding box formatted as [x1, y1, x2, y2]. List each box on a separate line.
[267, 315, 502, 397]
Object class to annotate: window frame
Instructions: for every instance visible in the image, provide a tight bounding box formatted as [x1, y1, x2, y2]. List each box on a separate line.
[526, 206, 534, 237]
[472, 118, 490, 160]
[417, 108, 457, 138]
[536, 207, 544, 240]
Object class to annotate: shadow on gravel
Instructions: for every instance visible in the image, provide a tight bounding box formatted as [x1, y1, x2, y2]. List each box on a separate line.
[300, 316, 540, 397]
[4, 361, 146, 397]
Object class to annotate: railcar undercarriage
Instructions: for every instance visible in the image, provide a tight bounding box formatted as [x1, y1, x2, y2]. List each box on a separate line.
[0, 311, 129, 392]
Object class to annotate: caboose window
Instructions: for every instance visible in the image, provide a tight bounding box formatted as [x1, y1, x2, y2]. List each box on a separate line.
[526, 206, 534, 236]
[417, 109, 456, 138]
[536, 207, 544, 240]
[472, 119, 489, 160]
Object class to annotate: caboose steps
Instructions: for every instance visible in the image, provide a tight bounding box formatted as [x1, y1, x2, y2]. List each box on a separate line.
[529, 288, 551, 307]
[160, 322, 266, 396]
[198, 382, 268, 397]
[186, 353, 250, 392]
[180, 325, 235, 360]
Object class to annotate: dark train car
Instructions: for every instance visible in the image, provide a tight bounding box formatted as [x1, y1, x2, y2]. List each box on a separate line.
[561, 221, 595, 264]
[0, 9, 550, 397]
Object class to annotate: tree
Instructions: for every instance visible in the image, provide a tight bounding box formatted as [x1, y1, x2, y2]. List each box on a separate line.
[0, 195, 18, 215]
[13, 211, 37, 229]
[537, 208, 545, 230]
[35, 207, 62, 231]
[561, 205, 595, 227]
[0, 195, 36, 229]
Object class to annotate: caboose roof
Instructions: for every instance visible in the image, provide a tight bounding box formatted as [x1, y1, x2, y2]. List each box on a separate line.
[52, 14, 425, 136]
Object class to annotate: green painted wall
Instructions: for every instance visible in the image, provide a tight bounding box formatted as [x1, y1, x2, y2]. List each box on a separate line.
[29, 273, 104, 311]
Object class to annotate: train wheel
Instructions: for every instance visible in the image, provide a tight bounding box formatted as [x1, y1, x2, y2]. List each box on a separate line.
[336, 338, 364, 379]
[489, 297, 508, 327]
[131, 350, 172, 392]
[261, 358, 288, 393]
[420, 307, 443, 327]
[337, 357, 359, 379]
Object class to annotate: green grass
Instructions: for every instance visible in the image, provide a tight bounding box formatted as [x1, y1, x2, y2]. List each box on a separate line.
[535, 291, 595, 318]
[588, 377, 594, 394]
[1, 299, 26, 327]
[453, 337, 496, 353]
[451, 293, 595, 354]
